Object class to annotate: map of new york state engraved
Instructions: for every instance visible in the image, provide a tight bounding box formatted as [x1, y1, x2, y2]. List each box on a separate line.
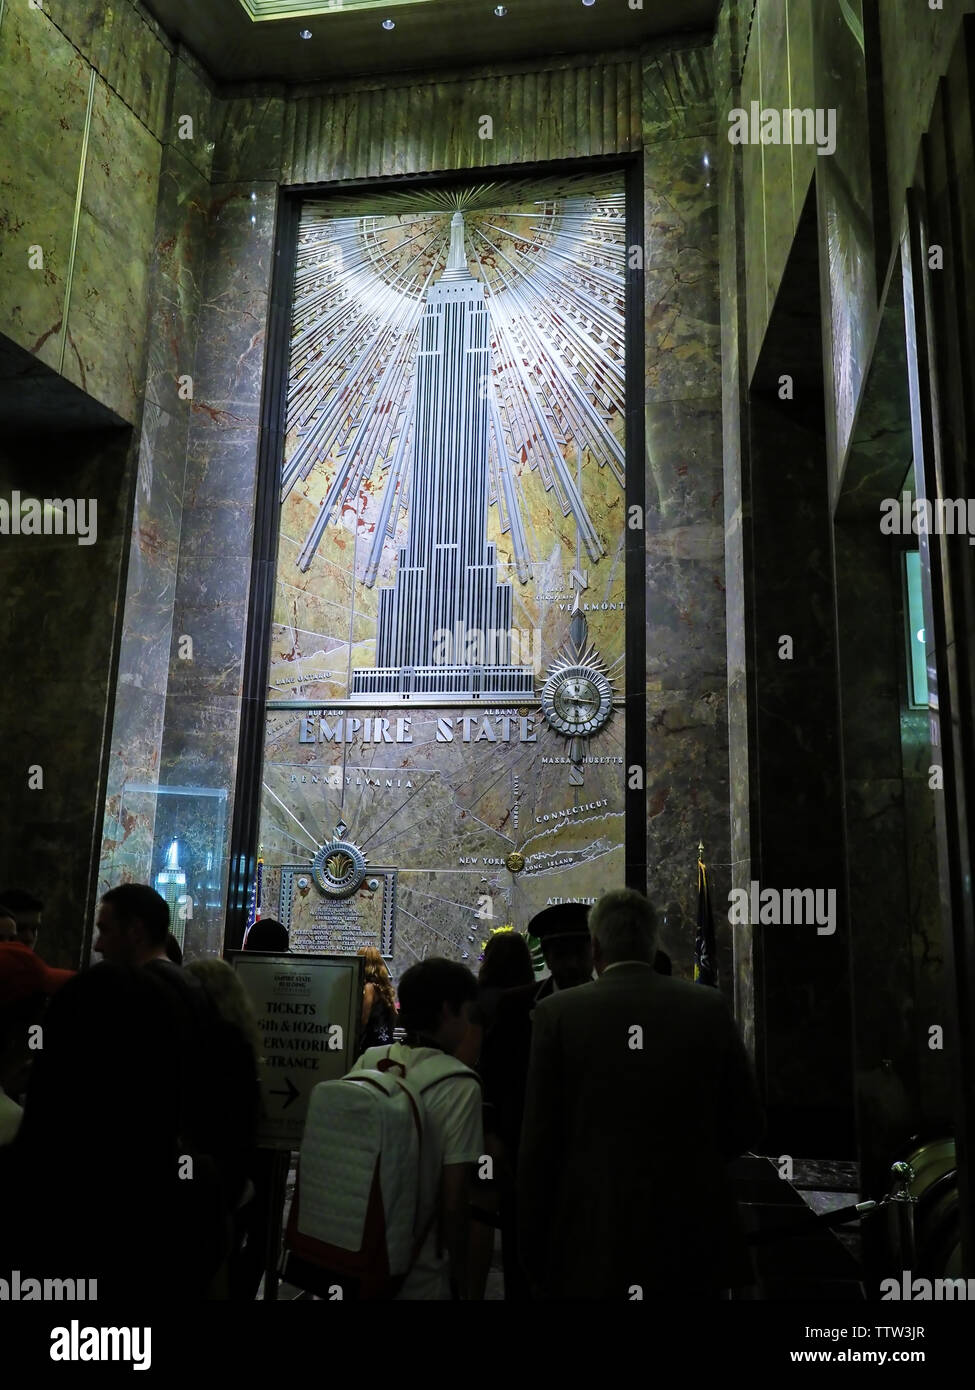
[260, 171, 627, 974]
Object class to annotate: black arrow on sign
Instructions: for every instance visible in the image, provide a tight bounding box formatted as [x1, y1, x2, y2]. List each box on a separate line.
[269, 1076, 300, 1109]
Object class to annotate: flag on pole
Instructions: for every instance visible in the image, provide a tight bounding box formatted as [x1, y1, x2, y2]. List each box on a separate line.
[694, 843, 717, 987]
[244, 848, 265, 943]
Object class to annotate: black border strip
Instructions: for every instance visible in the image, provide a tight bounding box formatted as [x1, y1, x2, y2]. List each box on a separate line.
[226, 156, 646, 947]
[624, 156, 647, 895]
[226, 190, 301, 950]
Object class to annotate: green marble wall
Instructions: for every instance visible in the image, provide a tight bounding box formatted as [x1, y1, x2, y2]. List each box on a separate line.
[720, 0, 971, 1159]
[0, 0, 167, 424]
[736, 0, 975, 482]
[0, 415, 134, 972]
[642, 43, 729, 985]
[733, 0, 817, 385]
[3, 2, 727, 976]
[880, 0, 975, 237]
[714, 0, 755, 1053]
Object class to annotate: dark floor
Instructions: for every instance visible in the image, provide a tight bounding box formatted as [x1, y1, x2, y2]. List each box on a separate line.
[266, 1153, 865, 1300]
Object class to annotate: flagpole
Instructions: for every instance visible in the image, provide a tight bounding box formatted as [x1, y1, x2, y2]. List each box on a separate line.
[694, 838, 717, 987]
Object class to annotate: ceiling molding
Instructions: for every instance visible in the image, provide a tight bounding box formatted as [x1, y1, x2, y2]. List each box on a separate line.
[239, 0, 432, 18]
[144, 0, 719, 84]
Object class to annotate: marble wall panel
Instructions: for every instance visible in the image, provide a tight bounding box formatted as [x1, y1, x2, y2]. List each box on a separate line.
[94, 100, 219, 917]
[646, 538, 727, 691]
[167, 597, 249, 700]
[834, 526, 904, 778]
[212, 92, 287, 185]
[646, 396, 724, 531]
[787, 0, 815, 223]
[115, 400, 183, 692]
[8, 675, 113, 968]
[714, 5, 754, 1036]
[739, 16, 765, 383]
[142, 156, 210, 417]
[645, 695, 731, 978]
[152, 152, 276, 957]
[65, 76, 162, 422]
[757, 0, 793, 315]
[745, 394, 853, 1127]
[880, 0, 975, 239]
[813, 0, 879, 482]
[98, 683, 167, 896]
[166, 50, 216, 184]
[34, 0, 113, 65]
[643, 43, 715, 143]
[643, 137, 720, 405]
[838, 279, 913, 515]
[94, 86, 224, 919]
[156, 694, 244, 958]
[157, 694, 242, 791]
[0, 424, 134, 969]
[834, 520, 919, 1178]
[0, 2, 90, 372]
[179, 428, 262, 552]
[41, 0, 171, 140]
[187, 182, 276, 427]
[642, 47, 727, 989]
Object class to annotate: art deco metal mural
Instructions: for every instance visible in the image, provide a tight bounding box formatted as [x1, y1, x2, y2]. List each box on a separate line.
[260, 171, 628, 971]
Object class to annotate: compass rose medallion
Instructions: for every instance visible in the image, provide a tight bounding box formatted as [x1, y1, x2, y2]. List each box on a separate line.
[311, 822, 368, 899]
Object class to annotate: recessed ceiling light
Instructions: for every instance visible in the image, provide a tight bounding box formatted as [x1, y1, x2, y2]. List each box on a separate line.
[582, 0, 595, 6]
[382, 18, 395, 28]
[299, 28, 313, 39]
[494, 5, 507, 14]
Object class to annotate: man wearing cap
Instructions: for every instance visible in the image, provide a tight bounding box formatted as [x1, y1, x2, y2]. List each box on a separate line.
[0, 942, 74, 1144]
[478, 902, 594, 1299]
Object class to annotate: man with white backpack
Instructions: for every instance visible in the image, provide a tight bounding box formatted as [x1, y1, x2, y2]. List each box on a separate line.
[285, 958, 484, 1300]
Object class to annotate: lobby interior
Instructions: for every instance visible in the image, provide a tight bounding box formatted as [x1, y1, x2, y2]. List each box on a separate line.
[2, 0, 975, 1301]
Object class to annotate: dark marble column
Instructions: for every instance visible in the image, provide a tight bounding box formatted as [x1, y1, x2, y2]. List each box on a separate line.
[833, 272, 951, 1200]
[156, 93, 286, 958]
[734, 180, 856, 1154]
[715, 0, 758, 1051]
[96, 48, 213, 911]
[0, 412, 132, 970]
[642, 42, 730, 987]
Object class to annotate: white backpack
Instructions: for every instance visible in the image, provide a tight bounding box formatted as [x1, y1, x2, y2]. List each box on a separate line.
[282, 1047, 477, 1299]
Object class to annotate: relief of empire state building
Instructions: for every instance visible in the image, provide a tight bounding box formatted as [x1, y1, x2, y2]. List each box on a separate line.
[351, 212, 535, 700]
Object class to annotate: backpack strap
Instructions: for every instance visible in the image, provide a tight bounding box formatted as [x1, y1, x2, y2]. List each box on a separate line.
[407, 1060, 481, 1269]
[375, 1045, 405, 1078]
[407, 1051, 482, 1094]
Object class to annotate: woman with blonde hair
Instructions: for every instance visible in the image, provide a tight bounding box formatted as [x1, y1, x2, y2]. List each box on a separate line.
[356, 945, 397, 1055]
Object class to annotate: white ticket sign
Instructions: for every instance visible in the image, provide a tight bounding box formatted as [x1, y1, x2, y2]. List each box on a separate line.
[230, 952, 362, 1150]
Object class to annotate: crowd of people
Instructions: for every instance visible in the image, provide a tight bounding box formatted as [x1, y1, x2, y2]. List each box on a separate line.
[0, 882, 763, 1300]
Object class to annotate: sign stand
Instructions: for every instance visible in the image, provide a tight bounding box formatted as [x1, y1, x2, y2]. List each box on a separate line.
[229, 952, 363, 1301]
[263, 1148, 292, 1302]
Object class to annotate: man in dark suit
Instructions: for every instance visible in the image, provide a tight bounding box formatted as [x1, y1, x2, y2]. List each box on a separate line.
[517, 888, 763, 1299]
[478, 902, 593, 1298]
